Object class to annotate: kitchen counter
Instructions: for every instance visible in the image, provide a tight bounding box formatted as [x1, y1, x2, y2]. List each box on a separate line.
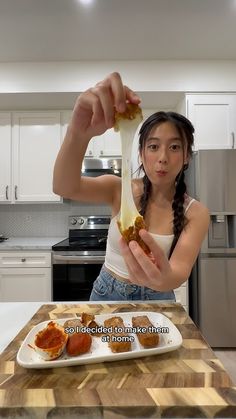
[0, 302, 236, 418]
[0, 237, 66, 250]
[0, 302, 42, 354]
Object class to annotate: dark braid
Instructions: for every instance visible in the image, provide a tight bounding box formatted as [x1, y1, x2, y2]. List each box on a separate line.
[137, 111, 194, 258]
[139, 174, 151, 216]
[168, 168, 187, 258]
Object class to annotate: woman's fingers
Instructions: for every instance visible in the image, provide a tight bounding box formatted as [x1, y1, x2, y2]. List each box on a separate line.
[72, 72, 141, 137]
[72, 91, 98, 131]
[92, 73, 141, 126]
[128, 240, 161, 283]
[101, 72, 140, 109]
[108, 72, 127, 112]
[124, 85, 141, 105]
[91, 96, 105, 128]
[139, 229, 169, 271]
[93, 72, 126, 121]
[119, 238, 147, 284]
[119, 237, 161, 286]
[91, 84, 114, 128]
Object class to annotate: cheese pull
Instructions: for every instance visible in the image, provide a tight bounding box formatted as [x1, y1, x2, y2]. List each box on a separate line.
[114, 103, 150, 254]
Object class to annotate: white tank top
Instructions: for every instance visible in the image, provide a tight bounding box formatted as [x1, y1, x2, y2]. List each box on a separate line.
[104, 197, 195, 280]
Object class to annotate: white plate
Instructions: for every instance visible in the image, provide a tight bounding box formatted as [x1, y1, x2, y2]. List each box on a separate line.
[17, 311, 182, 369]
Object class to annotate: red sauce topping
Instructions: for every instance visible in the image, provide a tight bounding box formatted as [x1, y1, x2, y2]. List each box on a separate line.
[35, 322, 66, 349]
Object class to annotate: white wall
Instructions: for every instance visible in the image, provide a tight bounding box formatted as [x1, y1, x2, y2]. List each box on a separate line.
[0, 60, 236, 93]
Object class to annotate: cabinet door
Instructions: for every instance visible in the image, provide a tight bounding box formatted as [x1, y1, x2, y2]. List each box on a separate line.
[94, 129, 121, 157]
[174, 281, 188, 313]
[61, 111, 94, 157]
[0, 113, 12, 202]
[12, 112, 62, 202]
[0, 251, 51, 268]
[0, 267, 51, 302]
[187, 95, 236, 150]
[174, 285, 187, 306]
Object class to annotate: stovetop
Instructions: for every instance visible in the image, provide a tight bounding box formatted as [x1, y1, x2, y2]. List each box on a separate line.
[52, 215, 110, 253]
[52, 237, 107, 252]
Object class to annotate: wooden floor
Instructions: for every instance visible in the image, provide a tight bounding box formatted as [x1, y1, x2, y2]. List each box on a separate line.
[214, 349, 236, 384]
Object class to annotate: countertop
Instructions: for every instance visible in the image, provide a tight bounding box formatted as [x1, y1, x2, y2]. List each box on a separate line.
[0, 302, 236, 418]
[0, 237, 66, 250]
[0, 302, 42, 354]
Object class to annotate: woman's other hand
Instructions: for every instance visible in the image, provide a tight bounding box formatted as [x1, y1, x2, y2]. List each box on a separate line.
[70, 72, 140, 141]
[119, 229, 174, 292]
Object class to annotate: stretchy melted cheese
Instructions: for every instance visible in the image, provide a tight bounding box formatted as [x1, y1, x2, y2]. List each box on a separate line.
[114, 104, 150, 254]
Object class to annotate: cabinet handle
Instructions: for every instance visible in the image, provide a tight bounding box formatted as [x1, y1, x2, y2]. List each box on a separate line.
[5, 185, 9, 200]
[15, 186, 18, 200]
[232, 132, 235, 149]
[21, 258, 26, 262]
[100, 150, 103, 155]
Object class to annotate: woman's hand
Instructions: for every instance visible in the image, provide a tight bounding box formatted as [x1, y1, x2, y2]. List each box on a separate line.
[70, 72, 141, 141]
[119, 229, 174, 292]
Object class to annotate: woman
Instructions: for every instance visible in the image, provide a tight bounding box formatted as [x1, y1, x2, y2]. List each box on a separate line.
[53, 72, 209, 301]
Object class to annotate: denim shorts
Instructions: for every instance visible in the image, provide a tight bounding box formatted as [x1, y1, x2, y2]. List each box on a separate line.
[89, 266, 176, 302]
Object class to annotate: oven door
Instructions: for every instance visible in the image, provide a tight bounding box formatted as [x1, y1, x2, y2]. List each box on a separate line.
[52, 254, 104, 301]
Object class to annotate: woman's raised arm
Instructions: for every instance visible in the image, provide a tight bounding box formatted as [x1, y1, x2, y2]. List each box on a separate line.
[53, 72, 140, 204]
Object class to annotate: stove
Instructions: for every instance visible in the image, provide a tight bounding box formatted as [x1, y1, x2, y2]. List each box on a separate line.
[52, 215, 110, 261]
[52, 216, 111, 301]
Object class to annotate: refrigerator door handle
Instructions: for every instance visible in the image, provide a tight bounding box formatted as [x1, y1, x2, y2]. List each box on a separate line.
[232, 132, 235, 149]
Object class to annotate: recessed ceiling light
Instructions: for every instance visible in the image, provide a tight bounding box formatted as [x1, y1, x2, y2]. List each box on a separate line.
[79, 0, 95, 5]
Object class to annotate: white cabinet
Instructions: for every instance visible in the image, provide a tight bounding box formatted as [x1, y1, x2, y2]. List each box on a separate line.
[0, 251, 51, 302]
[0, 252, 51, 267]
[0, 111, 62, 203]
[0, 113, 11, 202]
[93, 129, 121, 157]
[61, 111, 121, 157]
[12, 112, 62, 202]
[186, 95, 236, 150]
[61, 111, 94, 157]
[1, 108, 121, 205]
[174, 282, 188, 312]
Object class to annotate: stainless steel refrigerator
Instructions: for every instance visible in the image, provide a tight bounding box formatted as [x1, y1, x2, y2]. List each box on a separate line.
[186, 149, 236, 347]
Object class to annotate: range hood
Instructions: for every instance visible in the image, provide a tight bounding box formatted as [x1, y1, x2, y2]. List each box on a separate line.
[81, 158, 121, 177]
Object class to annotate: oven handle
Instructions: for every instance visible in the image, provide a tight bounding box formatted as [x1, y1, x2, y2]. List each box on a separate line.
[52, 254, 105, 264]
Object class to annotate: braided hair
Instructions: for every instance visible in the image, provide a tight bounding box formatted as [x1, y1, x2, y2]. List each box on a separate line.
[137, 111, 194, 258]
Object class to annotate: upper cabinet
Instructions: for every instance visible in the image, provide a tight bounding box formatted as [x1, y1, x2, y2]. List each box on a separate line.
[0, 111, 62, 203]
[61, 111, 94, 157]
[0, 113, 11, 202]
[12, 112, 62, 202]
[186, 95, 236, 150]
[93, 130, 121, 157]
[61, 111, 121, 157]
[0, 109, 122, 204]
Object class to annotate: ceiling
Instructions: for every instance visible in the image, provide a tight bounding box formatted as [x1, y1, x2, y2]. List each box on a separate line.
[1, 0, 236, 62]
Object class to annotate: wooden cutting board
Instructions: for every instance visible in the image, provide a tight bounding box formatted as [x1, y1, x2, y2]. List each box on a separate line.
[0, 302, 236, 418]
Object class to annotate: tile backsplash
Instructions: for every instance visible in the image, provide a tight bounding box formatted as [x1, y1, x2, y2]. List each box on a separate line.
[0, 200, 111, 237]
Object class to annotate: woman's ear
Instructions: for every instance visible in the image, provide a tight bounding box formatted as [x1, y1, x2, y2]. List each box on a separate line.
[139, 150, 144, 166]
[184, 154, 190, 170]
[184, 151, 190, 166]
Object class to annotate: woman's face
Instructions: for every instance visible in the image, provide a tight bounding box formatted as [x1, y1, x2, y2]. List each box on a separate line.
[140, 121, 189, 187]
